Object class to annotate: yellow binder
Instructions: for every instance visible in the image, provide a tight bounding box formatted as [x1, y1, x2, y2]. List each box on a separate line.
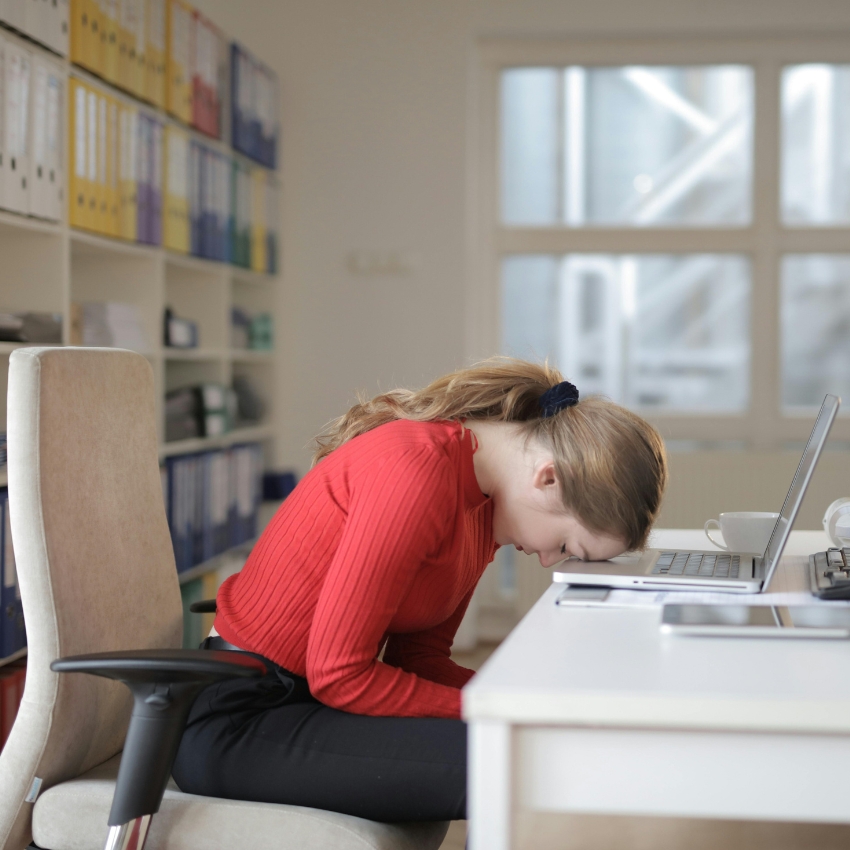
[250, 168, 266, 273]
[117, 0, 132, 91]
[132, 0, 147, 99]
[119, 103, 138, 241]
[165, 0, 192, 124]
[102, 0, 119, 85]
[145, 0, 166, 109]
[106, 93, 120, 236]
[71, 0, 97, 73]
[164, 123, 189, 253]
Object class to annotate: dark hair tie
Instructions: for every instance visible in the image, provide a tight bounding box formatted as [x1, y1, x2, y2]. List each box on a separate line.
[539, 381, 579, 418]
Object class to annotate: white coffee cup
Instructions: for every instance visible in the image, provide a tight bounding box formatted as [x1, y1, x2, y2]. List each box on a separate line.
[704, 512, 780, 554]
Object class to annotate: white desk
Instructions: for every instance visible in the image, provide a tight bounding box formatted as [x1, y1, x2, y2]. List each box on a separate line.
[463, 529, 850, 850]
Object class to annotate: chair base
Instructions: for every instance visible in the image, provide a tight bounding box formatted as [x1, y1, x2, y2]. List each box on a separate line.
[104, 816, 151, 850]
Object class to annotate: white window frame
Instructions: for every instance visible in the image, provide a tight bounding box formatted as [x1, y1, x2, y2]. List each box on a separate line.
[468, 36, 850, 450]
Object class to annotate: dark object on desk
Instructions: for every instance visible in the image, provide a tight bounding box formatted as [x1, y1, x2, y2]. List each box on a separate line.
[0, 312, 62, 343]
[809, 548, 850, 599]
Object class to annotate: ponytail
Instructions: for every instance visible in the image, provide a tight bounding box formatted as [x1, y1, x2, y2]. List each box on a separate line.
[313, 357, 667, 550]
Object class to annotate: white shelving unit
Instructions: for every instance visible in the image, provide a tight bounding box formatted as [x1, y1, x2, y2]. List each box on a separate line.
[0, 26, 279, 466]
[0, 225, 278, 458]
[0, 26, 280, 649]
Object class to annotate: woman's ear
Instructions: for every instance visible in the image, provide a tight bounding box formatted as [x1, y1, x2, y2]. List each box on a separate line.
[532, 460, 558, 491]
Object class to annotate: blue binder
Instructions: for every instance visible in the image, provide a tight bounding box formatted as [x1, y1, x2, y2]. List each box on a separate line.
[0, 488, 22, 654]
[0, 489, 6, 660]
[189, 142, 203, 259]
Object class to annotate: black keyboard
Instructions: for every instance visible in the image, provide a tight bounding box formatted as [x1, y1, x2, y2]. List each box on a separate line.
[651, 551, 741, 579]
[810, 548, 850, 599]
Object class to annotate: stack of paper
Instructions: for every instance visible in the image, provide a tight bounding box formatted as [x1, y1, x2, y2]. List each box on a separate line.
[77, 301, 150, 351]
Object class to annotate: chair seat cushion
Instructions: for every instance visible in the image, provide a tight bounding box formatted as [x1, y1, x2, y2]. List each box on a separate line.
[32, 755, 450, 850]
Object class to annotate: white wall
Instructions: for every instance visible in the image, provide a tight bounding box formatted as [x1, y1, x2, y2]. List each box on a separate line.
[193, 0, 850, 526]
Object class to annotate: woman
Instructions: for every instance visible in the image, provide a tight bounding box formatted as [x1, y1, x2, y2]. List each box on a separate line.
[172, 358, 667, 822]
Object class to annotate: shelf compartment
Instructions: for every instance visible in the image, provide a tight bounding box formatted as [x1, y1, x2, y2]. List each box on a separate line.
[231, 267, 276, 287]
[159, 424, 274, 458]
[70, 229, 158, 260]
[164, 358, 227, 393]
[230, 349, 274, 363]
[166, 251, 230, 276]
[70, 240, 162, 356]
[0, 647, 27, 668]
[177, 540, 256, 585]
[165, 261, 229, 351]
[162, 348, 227, 361]
[0, 208, 61, 236]
[0, 226, 65, 317]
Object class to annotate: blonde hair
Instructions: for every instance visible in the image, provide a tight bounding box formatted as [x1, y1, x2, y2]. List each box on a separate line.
[313, 358, 667, 550]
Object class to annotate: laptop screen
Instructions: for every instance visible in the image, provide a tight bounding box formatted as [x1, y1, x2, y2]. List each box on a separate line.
[761, 394, 840, 584]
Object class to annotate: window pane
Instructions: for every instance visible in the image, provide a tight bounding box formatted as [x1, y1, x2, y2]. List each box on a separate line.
[501, 65, 753, 227]
[501, 69, 560, 225]
[782, 66, 850, 225]
[501, 254, 750, 412]
[782, 255, 850, 409]
[502, 255, 559, 359]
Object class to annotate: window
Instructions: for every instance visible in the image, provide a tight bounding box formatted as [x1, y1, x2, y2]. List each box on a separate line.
[473, 38, 850, 449]
[501, 66, 753, 227]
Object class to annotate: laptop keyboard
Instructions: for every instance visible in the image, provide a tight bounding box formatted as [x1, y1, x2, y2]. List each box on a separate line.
[651, 552, 741, 579]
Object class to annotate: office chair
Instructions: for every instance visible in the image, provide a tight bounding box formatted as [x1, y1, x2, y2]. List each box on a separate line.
[0, 347, 449, 850]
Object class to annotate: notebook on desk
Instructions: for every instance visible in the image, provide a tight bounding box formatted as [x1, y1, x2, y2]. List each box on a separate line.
[553, 394, 840, 594]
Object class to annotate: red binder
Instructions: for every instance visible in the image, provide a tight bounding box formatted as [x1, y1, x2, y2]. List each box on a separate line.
[0, 670, 18, 747]
[0, 660, 26, 748]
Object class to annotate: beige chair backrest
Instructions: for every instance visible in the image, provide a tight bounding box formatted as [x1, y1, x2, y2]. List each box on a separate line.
[0, 348, 183, 850]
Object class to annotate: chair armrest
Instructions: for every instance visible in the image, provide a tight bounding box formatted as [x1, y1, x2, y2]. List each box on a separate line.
[188, 599, 217, 614]
[51, 649, 266, 826]
[50, 648, 263, 683]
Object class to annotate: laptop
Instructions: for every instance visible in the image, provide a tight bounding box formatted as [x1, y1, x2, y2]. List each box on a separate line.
[553, 394, 840, 593]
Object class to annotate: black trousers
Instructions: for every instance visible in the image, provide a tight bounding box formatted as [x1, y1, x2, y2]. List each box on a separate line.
[171, 656, 467, 823]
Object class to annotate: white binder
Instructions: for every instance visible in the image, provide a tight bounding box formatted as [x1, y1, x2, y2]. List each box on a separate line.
[0, 0, 26, 34]
[24, 0, 46, 48]
[45, 0, 70, 57]
[46, 58, 63, 219]
[29, 54, 63, 220]
[3, 39, 31, 214]
[0, 34, 6, 212]
[29, 55, 47, 218]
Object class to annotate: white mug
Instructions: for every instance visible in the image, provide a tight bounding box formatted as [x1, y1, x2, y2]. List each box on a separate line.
[704, 512, 779, 554]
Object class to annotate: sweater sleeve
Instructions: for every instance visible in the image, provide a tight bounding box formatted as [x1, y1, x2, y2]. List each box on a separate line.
[305, 444, 465, 718]
[383, 588, 476, 689]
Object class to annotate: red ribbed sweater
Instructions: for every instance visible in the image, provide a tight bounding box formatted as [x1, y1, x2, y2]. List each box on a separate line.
[215, 419, 497, 719]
